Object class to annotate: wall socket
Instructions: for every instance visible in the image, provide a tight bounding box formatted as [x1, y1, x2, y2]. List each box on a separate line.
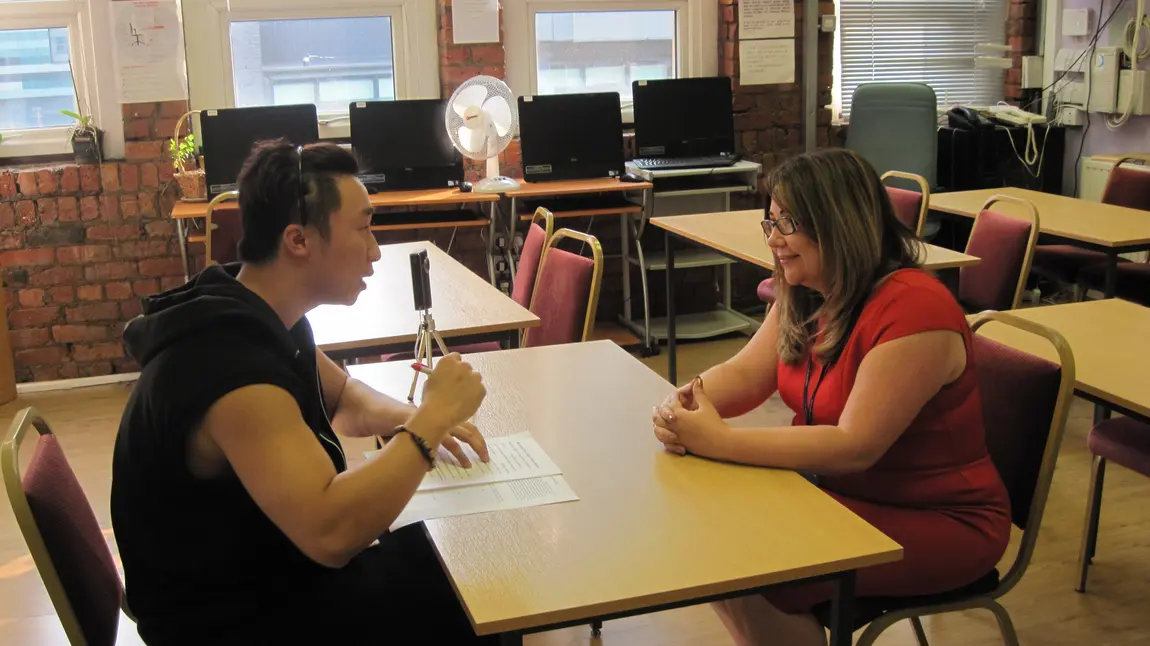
[1057, 105, 1084, 126]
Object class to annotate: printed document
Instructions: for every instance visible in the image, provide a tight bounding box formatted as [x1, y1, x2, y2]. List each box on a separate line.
[366, 432, 562, 492]
[390, 476, 579, 531]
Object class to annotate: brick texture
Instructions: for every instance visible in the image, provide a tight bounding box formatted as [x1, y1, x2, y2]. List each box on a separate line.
[1005, 0, 1040, 106]
[1, 101, 185, 382]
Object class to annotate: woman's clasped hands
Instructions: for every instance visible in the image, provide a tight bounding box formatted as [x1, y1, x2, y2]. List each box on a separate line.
[651, 377, 734, 460]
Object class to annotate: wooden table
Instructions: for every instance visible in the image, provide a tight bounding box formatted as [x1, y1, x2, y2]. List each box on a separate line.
[974, 299, 1150, 423]
[929, 187, 1150, 298]
[170, 189, 503, 282]
[306, 241, 537, 359]
[651, 210, 982, 384]
[347, 341, 902, 645]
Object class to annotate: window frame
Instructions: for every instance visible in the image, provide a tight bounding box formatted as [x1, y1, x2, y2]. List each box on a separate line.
[182, 0, 438, 140]
[504, 0, 718, 123]
[0, 0, 111, 160]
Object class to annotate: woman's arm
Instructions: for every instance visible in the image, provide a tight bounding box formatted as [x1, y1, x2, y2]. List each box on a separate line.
[715, 330, 966, 474]
[692, 305, 783, 418]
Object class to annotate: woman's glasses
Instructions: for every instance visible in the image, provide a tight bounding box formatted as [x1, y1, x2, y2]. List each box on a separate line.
[761, 216, 798, 236]
[297, 145, 308, 227]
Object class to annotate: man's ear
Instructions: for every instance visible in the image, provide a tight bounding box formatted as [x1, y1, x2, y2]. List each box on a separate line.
[281, 223, 310, 260]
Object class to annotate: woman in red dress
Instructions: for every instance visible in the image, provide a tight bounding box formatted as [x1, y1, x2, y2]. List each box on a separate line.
[652, 149, 1011, 645]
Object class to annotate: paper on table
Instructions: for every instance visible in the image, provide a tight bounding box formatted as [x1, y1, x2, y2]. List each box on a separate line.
[365, 432, 562, 492]
[390, 475, 579, 531]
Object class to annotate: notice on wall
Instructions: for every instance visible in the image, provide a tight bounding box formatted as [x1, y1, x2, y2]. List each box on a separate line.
[739, 0, 794, 40]
[110, 0, 188, 103]
[452, 0, 501, 44]
[740, 38, 795, 86]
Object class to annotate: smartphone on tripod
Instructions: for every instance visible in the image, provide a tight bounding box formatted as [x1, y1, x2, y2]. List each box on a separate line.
[410, 249, 432, 311]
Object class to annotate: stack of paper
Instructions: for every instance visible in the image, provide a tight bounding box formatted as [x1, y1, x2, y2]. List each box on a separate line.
[366, 432, 579, 531]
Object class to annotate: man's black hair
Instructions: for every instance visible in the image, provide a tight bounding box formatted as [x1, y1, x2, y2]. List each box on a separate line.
[236, 139, 360, 264]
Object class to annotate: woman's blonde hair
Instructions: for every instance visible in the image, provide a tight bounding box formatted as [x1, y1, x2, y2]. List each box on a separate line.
[768, 149, 923, 365]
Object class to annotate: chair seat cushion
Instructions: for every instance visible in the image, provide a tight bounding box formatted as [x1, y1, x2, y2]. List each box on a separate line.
[1031, 245, 1110, 284]
[811, 568, 999, 631]
[1088, 417, 1150, 476]
[380, 341, 503, 363]
[757, 278, 776, 303]
[1078, 261, 1150, 306]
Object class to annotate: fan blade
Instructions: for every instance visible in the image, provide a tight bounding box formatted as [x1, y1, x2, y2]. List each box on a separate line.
[482, 95, 513, 138]
[452, 84, 489, 119]
[457, 125, 486, 156]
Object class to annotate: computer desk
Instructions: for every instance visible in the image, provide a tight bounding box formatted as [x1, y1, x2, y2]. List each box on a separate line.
[170, 188, 501, 281]
[503, 176, 653, 297]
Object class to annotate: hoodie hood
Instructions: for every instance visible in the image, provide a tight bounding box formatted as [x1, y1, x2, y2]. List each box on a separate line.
[124, 263, 303, 367]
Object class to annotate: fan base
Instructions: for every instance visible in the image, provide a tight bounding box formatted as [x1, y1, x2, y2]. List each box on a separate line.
[474, 176, 521, 193]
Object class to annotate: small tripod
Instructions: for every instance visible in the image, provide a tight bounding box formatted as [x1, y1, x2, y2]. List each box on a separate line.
[407, 307, 449, 402]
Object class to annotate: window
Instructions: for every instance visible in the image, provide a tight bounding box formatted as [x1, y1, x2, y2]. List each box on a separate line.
[183, 0, 438, 139]
[505, 0, 717, 120]
[835, 0, 1008, 120]
[0, 0, 112, 159]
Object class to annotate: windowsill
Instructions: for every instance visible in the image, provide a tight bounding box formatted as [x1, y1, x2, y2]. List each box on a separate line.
[0, 153, 76, 170]
[0, 130, 75, 163]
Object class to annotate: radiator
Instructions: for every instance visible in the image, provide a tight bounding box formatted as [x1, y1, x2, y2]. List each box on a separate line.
[1077, 153, 1150, 261]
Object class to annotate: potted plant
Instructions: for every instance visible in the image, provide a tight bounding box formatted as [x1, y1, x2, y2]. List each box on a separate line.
[60, 109, 101, 164]
[171, 110, 207, 201]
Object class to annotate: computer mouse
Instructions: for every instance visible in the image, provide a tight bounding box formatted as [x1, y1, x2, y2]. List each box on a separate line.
[459, 181, 473, 193]
[620, 172, 645, 183]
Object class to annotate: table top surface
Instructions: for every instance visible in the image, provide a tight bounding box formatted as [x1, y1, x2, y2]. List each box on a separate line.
[348, 341, 903, 635]
[929, 187, 1150, 249]
[974, 299, 1150, 420]
[505, 177, 652, 197]
[170, 188, 498, 219]
[651, 210, 981, 271]
[306, 242, 537, 352]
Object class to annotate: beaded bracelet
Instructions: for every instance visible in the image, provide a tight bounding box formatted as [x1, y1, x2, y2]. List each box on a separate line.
[394, 426, 435, 470]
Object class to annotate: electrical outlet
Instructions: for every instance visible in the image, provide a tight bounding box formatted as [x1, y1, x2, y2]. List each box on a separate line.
[1062, 8, 1092, 36]
[1057, 105, 1084, 126]
[495, 236, 507, 250]
[496, 260, 507, 273]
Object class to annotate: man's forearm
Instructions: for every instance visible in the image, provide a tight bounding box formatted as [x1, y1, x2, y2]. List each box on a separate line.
[331, 378, 416, 438]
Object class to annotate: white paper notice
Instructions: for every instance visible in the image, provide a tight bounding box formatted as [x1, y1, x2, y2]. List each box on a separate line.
[110, 0, 188, 103]
[739, 0, 795, 40]
[452, 0, 500, 44]
[365, 432, 562, 492]
[740, 39, 796, 86]
[390, 475, 579, 531]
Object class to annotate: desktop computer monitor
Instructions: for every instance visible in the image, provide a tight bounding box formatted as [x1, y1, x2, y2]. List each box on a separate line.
[518, 92, 624, 182]
[200, 104, 320, 199]
[631, 77, 736, 160]
[349, 98, 463, 192]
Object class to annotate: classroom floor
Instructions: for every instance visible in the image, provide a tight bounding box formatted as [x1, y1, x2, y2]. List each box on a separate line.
[2, 338, 1149, 645]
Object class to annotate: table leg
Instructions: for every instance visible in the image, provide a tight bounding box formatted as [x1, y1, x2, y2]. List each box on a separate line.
[829, 570, 857, 646]
[498, 633, 523, 646]
[486, 202, 498, 285]
[176, 219, 190, 282]
[1104, 252, 1118, 299]
[665, 232, 677, 385]
[1094, 403, 1112, 425]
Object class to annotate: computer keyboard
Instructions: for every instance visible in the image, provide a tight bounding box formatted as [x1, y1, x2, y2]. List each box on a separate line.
[631, 155, 739, 170]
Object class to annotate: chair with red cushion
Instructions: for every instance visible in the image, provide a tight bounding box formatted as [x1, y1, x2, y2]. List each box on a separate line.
[958, 195, 1039, 312]
[522, 228, 604, 347]
[1031, 158, 1150, 295]
[380, 208, 555, 361]
[2, 407, 134, 646]
[1077, 415, 1150, 592]
[186, 190, 242, 274]
[881, 170, 930, 238]
[812, 311, 1075, 646]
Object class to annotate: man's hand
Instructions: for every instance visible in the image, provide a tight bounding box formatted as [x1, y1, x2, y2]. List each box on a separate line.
[409, 353, 486, 445]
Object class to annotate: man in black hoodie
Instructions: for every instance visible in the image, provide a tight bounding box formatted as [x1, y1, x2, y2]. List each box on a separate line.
[111, 140, 498, 644]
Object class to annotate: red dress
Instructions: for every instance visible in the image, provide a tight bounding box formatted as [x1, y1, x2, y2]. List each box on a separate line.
[766, 268, 1011, 612]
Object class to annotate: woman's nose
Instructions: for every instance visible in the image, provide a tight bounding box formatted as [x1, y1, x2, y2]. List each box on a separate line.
[766, 226, 786, 248]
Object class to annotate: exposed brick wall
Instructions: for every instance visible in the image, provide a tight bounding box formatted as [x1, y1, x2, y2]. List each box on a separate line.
[1005, 0, 1040, 105]
[1, 101, 187, 382]
[2, 0, 840, 382]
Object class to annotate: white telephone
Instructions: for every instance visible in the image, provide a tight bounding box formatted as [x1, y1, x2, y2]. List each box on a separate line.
[987, 105, 1048, 126]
